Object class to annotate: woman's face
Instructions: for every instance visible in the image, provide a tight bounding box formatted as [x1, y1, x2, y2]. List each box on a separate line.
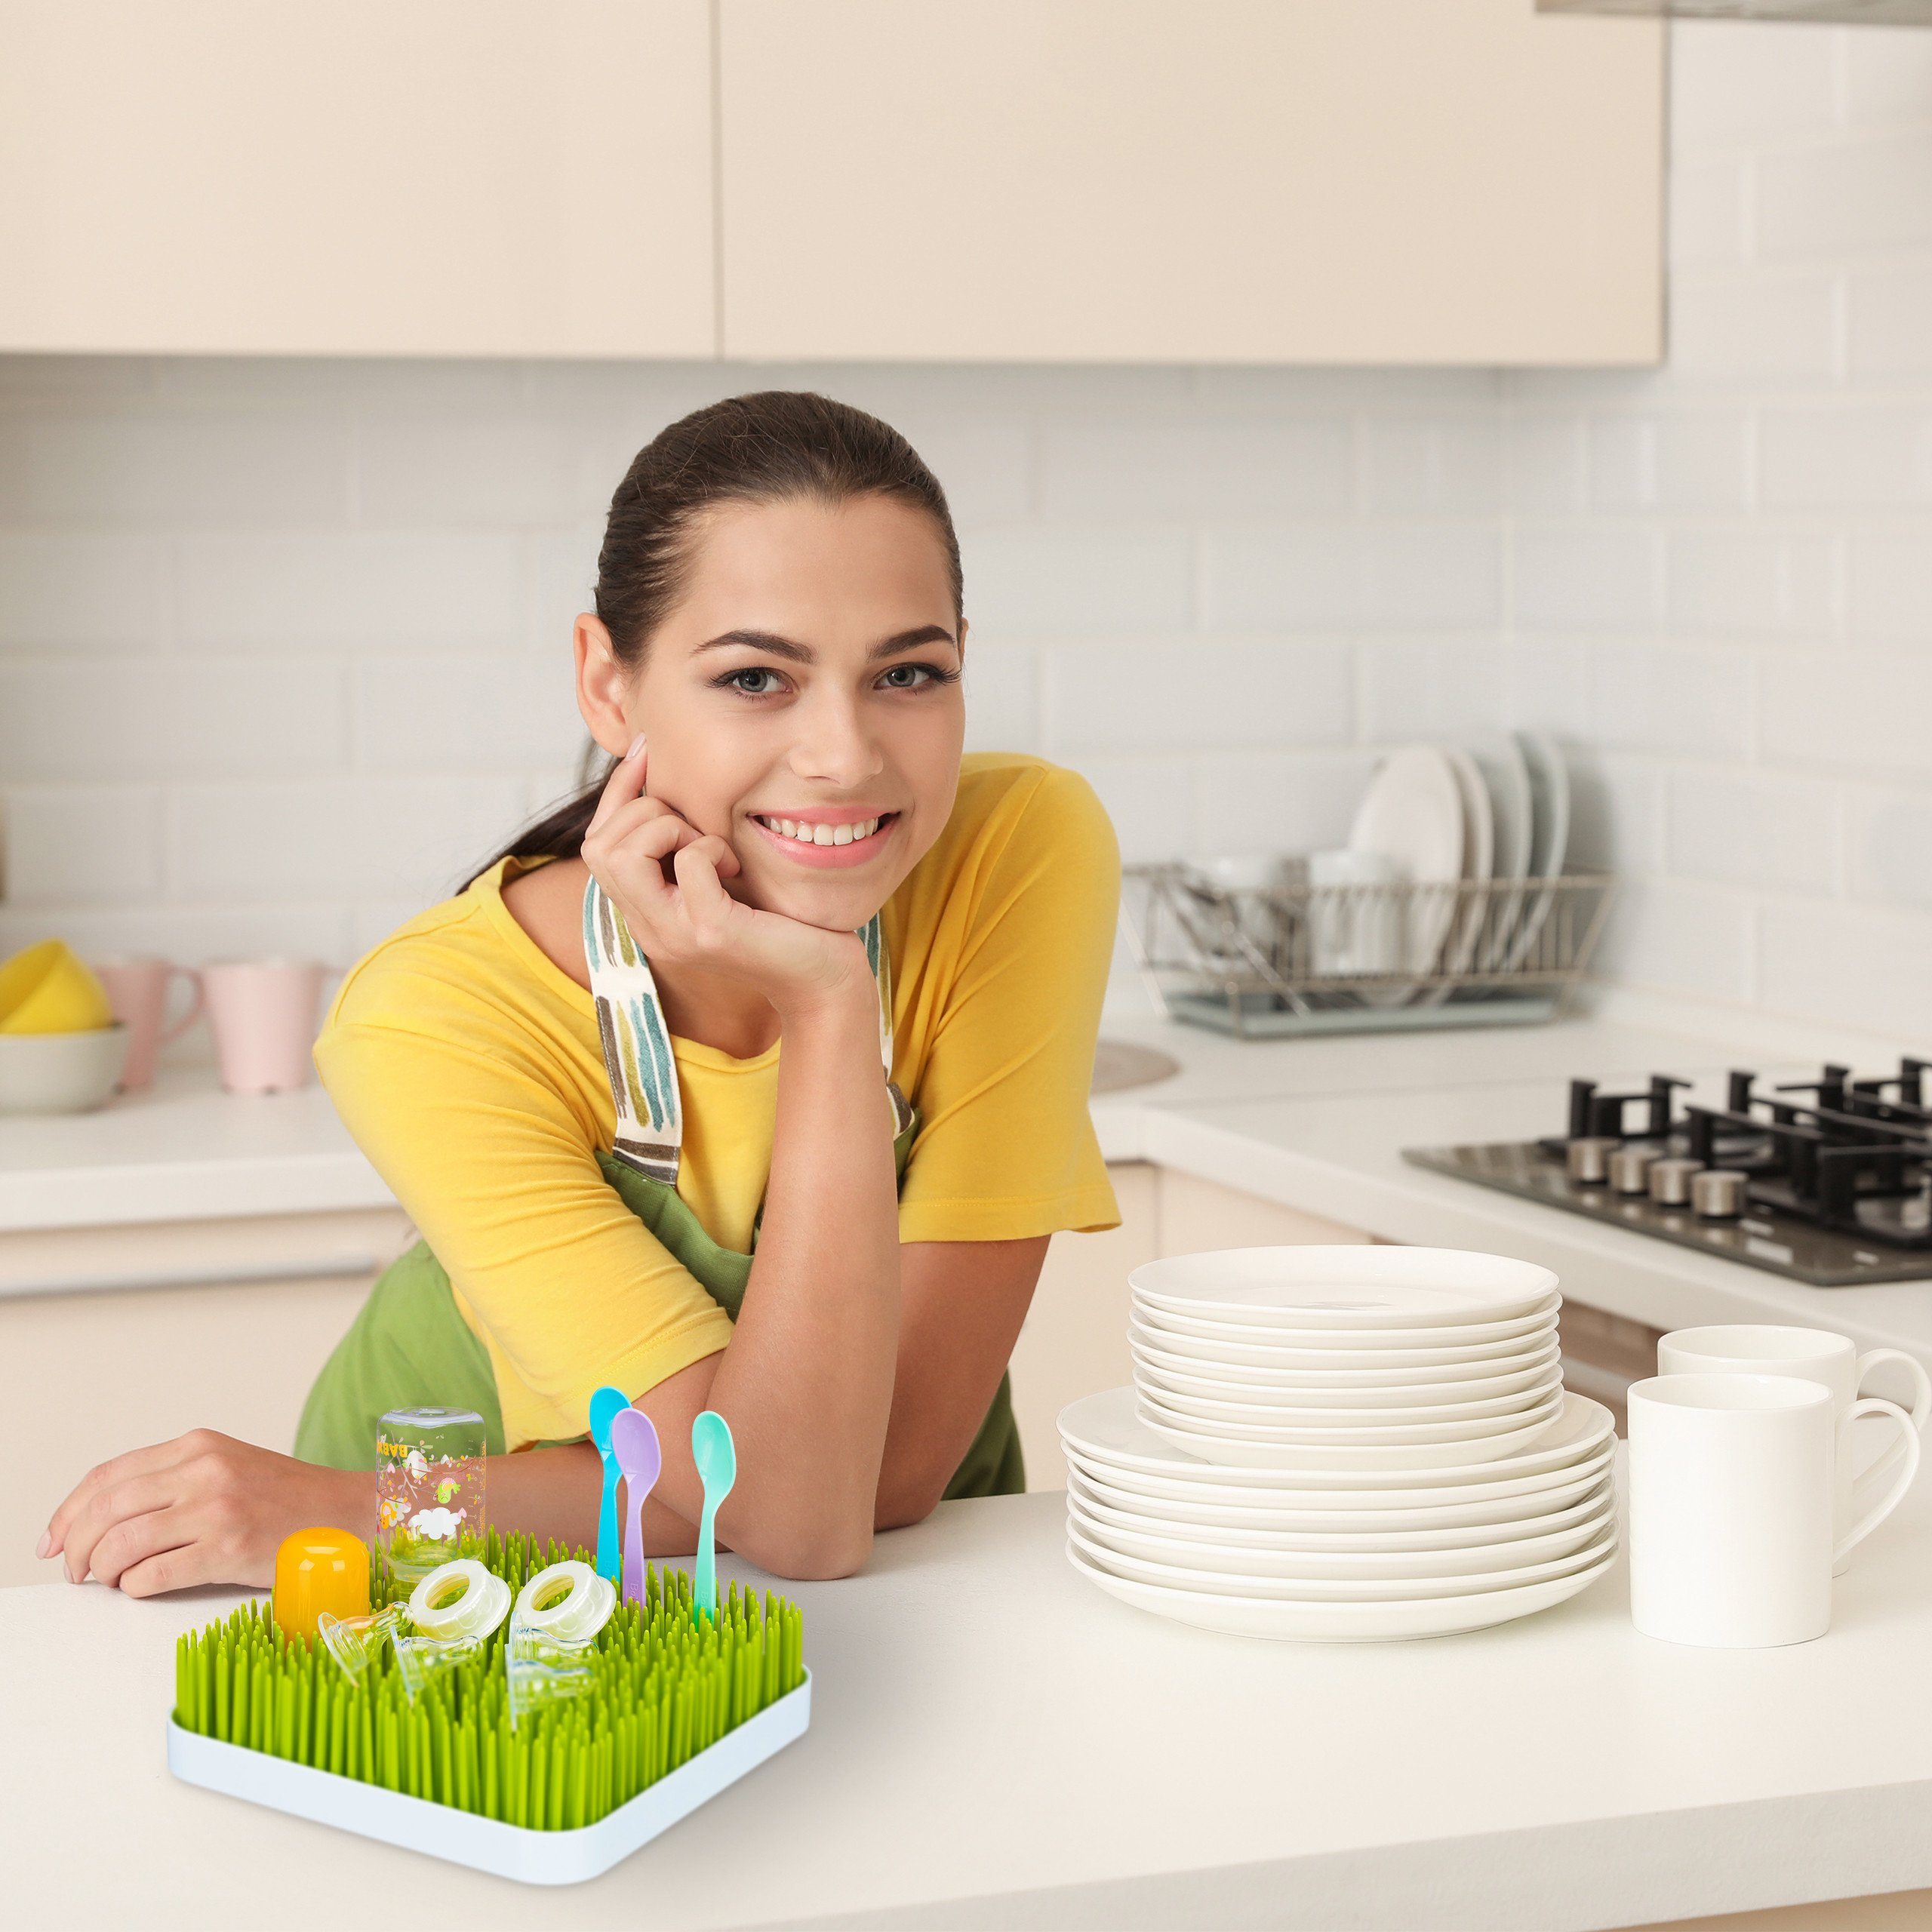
[578, 492, 966, 932]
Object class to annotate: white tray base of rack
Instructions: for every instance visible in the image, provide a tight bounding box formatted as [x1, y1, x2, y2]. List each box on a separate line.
[165, 1668, 811, 1886]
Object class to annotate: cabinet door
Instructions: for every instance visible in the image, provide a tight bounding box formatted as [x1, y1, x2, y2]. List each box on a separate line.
[719, 0, 1662, 364]
[0, 0, 715, 356]
[1008, 1162, 1158, 1492]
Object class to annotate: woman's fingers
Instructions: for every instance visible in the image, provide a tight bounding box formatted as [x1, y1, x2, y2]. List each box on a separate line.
[85, 1498, 204, 1592]
[672, 838, 746, 937]
[585, 734, 648, 836]
[59, 1461, 191, 1584]
[42, 1430, 203, 1561]
[116, 1527, 226, 1599]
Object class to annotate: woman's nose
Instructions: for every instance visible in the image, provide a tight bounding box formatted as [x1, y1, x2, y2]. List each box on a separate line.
[789, 699, 884, 786]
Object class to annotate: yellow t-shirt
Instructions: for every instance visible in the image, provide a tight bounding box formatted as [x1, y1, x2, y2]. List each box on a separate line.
[315, 751, 1123, 1452]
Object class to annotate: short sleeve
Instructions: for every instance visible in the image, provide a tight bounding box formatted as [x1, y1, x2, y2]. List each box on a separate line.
[894, 767, 1123, 1243]
[317, 981, 733, 1451]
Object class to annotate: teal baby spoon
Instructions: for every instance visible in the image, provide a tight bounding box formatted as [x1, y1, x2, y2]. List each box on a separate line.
[588, 1385, 630, 1585]
[690, 1409, 737, 1625]
[611, 1404, 661, 1611]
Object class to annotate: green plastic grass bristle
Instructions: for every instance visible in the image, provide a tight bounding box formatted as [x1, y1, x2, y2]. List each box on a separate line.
[173, 1528, 804, 1832]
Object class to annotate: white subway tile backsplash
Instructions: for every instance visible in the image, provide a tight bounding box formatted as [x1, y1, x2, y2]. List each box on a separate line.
[179, 532, 525, 649]
[1043, 638, 1352, 756]
[1588, 414, 1752, 513]
[1666, 273, 1838, 384]
[0, 413, 352, 525]
[963, 525, 1195, 636]
[1664, 528, 1839, 637]
[1587, 643, 1756, 761]
[1063, 755, 1198, 866]
[1592, 878, 1755, 1006]
[1668, 156, 1750, 269]
[1847, 528, 1932, 645]
[1757, 898, 1932, 1041]
[0, 533, 166, 648]
[0, 657, 349, 781]
[1762, 652, 1932, 782]
[1757, 407, 1932, 510]
[1037, 417, 1352, 519]
[1204, 525, 1500, 632]
[1192, 748, 1380, 856]
[1848, 786, 1932, 911]
[2, 786, 165, 905]
[1512, 528, 1666, 631]
[1357, 638, 1508, 744]
[1757, 128, 1932, 259]
[1668, 19, 1838, 150]
[1666, 765, 1844, 893]
[351, 656, 588, 771]
[167, 776, 530, 903]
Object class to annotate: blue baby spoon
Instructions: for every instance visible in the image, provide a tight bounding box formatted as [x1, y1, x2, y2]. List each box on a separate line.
[690, 1409, 737, 1625]
[587, 1385, 630, 1584]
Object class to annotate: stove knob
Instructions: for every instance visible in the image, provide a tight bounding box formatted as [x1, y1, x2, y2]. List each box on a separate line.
[1647, 1158, 1704, 1207]
[1690, 1168, 1749, 1220]
[1566, 1137, 1620, 1184]
[1607, 1146, 1657, 1195]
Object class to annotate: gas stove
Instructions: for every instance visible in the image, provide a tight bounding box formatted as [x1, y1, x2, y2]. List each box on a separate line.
[1403, 1061, 1932, 1287]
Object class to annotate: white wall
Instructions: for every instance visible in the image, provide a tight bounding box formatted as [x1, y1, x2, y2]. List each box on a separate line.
[0, 18, 1926, 1041]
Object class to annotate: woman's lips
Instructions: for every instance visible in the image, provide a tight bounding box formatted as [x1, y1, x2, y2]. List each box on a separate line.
[747, 812, 899, 869]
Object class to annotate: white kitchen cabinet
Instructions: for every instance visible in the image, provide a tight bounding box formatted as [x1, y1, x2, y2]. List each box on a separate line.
[718, 0, 1664, 365]
[0, 1, 716, 357]
[0, 1208, 412, 1589]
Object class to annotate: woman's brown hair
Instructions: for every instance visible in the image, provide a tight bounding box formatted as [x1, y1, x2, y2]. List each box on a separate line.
[469, 389, 963, 886]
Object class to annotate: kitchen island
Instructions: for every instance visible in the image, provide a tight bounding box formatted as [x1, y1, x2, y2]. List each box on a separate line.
[10, 1469, 1932, 1930]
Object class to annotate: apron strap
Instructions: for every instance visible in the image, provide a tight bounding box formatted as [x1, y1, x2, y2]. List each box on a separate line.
[583, 877, 911, 1183]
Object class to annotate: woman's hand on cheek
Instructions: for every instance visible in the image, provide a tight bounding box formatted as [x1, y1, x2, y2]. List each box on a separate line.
[40, 1429, 365, 1596]
[583, 739, 872, 1018]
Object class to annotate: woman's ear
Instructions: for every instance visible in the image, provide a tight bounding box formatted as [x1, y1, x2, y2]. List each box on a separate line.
[574, 614, 634, 757]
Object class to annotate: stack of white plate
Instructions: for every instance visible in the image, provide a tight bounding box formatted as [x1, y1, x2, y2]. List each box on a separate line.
[1060, 1246, 1617, 1641]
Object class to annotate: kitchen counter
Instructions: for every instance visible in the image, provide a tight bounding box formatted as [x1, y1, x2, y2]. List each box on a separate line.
[8, 998, 1929, 1369]
[11, 1470, 1932, 1930]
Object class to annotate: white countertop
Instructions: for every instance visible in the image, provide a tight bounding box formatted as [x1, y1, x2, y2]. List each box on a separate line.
[12, 1470, 1932, 1930]
[8, 998, 1931, 1363]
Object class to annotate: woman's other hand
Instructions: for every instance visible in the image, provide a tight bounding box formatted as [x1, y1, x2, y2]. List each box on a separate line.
[39, 1429, 368, 1595]
[583, 736, 872, 1020]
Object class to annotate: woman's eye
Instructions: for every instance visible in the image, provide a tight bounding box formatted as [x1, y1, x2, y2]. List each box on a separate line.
[721, 667, 785, 697]
[879, 662, 951, 690]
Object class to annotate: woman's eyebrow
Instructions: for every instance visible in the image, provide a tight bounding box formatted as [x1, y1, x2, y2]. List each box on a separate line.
[691, 624, 955, 665]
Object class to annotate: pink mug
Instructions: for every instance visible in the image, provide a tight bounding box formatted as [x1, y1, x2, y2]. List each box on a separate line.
[90, 956, 205, 1091]
[201, 958, 330, 1094]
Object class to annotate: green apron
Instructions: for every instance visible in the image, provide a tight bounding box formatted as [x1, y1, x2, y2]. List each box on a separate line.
[296, 880, 1023, 1504]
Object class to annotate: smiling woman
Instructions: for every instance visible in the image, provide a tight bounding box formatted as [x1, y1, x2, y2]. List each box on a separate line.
[38, 390, 1123, 1598]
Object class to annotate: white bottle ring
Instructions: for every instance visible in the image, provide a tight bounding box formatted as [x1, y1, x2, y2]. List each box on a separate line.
[511, 1560, 616, 1646]
[408, 1558, 512, 1643]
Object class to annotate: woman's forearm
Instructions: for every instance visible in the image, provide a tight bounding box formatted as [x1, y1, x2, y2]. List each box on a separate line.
[707, 981, 901, 1572]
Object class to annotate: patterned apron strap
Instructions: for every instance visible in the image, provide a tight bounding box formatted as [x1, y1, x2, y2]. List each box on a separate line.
[584, 878, 910, 1184]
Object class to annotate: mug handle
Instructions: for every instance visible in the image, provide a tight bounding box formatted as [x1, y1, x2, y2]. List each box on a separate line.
[1835, 1397, 1922, 1567]
[1850, 1349, 1932, 1511]
[161, 966, 205, 1046]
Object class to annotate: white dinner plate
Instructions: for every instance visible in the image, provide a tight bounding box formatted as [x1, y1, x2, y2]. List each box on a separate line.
[1128, 1247, 1557, 1331]
[1134, 1358, 1562, 1419]
[1066, 1534, 1618, 1642]
[1467, 731, 1534, 971]
[1346, 745, 1465, 1003]
[1134, 1388, 1567, 1469]
[1133, 1295, 1561, 1355]
[1131, 1342, 1560, 1407]
[1068, 1514, 1615, 1603]
[1136, 1380, 1561, 1441]
[1423, 745, 1494, 992]
[1067, 1468, 1616, 1555]
[1064, 1457, 1616, 1534]
[1128, 1317, 1561, 1374]
[1060, 1387, 1613, 1490]
[1503, 728, 1571, 972]
[1070, 1491, 1615, 1583]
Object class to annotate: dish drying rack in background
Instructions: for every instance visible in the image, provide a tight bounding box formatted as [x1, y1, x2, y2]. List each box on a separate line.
[1121, 863, 1616, 1038]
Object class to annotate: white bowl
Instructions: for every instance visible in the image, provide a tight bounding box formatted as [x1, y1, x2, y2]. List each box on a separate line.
[0, 1023, 128, 1114]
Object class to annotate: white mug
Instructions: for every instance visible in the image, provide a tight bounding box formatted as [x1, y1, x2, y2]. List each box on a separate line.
[1627, 1374, 1920, 1650]
[1657, 1324, 1932, 1576]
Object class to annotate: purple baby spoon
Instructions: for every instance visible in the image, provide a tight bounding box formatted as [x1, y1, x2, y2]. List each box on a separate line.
[610, 1406, 663, 1609]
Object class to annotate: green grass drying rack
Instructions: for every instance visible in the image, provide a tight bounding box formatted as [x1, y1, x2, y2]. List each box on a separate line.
[165, 1528, 811, 1885]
